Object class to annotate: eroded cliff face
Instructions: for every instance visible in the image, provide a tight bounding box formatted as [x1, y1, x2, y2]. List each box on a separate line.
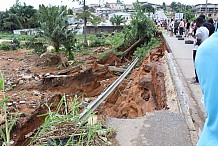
[103, 46, 168, 118]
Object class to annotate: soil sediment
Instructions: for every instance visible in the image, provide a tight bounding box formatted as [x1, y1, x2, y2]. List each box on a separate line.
[103, 47, 167, 118]
[0, 37, 170, 145]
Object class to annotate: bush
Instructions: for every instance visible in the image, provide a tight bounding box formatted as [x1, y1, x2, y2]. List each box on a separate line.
[90, 38, 105, 47]
[134, 37, 161, 65]
[0, 41, 18, 50]
[30, 42, 47, 54]
[0, 42, 11, 50]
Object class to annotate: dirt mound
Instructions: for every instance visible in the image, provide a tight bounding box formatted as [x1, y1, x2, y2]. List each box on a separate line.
[102, 47, 167, 118]
[98, 52, 122, 66]
[36, 53, 67, 67]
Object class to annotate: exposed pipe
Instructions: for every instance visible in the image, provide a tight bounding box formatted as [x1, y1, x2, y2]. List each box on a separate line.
[79, 57, 139, 121]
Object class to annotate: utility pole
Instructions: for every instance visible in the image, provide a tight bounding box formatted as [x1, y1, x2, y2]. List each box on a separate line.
[205, 0, 208, 20]
[83, 0, 88, 45]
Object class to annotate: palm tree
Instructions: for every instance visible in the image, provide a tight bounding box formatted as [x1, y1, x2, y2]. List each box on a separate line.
[38, 5, 68, 52]
[110, 15, 126, 26]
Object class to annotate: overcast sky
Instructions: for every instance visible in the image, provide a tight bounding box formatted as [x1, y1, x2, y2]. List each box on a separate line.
[0, 0, 217, 11]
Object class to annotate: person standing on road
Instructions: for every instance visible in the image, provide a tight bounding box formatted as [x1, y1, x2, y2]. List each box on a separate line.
[174, 19, 179, 35]
[179, 19, 184, 35]
[207, 18, 215, 36]
[190, 17, 209, 84]
[195, 30, 218, 146]
[169, 19, 174, 36]
[192, 20, 197, 37]
[185, 20, 190, 37]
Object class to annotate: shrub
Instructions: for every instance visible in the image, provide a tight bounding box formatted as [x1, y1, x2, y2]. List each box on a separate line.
[0, 42, 18, 50]
[31, 42, 47, 54]
[0, 42, 11, 50]
[134, 37, 161, 65]
[90, 38, 105, 47]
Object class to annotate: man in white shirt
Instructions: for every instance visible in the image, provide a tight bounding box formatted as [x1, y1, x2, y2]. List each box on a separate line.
[191, 17, 209, 84]
[169, 19, 174, 36]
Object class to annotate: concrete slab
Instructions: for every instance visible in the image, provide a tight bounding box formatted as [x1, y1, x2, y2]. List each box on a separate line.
[107, 111, 193, 146]
[163, 33, 206, 137]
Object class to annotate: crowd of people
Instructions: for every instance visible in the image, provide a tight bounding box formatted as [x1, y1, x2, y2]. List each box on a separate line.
[155, 16, 216, 38]
[156, 15, 218, 145]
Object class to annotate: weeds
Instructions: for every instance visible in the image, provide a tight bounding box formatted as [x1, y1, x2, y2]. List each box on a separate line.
[0, 71, 18, 146]
[134, 37, 161, 65]
[30, 95, 114, 145]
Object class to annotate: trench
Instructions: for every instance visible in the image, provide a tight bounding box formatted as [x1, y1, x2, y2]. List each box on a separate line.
[9, 36, 171, 145]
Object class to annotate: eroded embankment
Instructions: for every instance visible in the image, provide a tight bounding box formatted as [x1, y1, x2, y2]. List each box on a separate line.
[102, 46, 168, 118]
[5, 36, 173, 145]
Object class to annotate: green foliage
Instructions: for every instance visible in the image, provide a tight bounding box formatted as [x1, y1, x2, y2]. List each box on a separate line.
[162, 2, 166, 11]
[30, 95, 114, 145]
[0, 0, 39, 32]
[110, 32, 124, 48]
[76, 12, 103, 27]
[0, 33, 33, 41]
[122, 2, 156, 47]
[142, 4, 155, 14]
[61, 27, 77, 60]
[0, 42, 11, 50]
[99, 48, 115, 60]
[31, 42, 47, 54]
[0, 71, 18, 146]
[0, 41, 18, 50]
[26, 36, 47, 54]
[184, 11, 195, 21]
[170, 2, 193, 16]
[0, 78, 3, 90]
[38, 5, 68, 52]
[110, 15, 126, 26]
[134, 37, 161, 65]
[90, 38, 105, 47]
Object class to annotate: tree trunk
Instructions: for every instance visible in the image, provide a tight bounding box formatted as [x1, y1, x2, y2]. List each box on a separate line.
[83, 0, 88, 46]
[53, 40, 60, 52]
[84, 17, 88, 45]
[123, 38, 144, 55]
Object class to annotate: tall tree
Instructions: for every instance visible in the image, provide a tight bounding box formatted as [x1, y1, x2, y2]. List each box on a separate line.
[142, 4, 155, 17]
[170, 2, 177, 12]
[38, 5, 68, 52]
[162, 2, 166, 11]
[0, 0, 39, 32]
[72, 0, 88, 45]
[2, 12, 22, 31]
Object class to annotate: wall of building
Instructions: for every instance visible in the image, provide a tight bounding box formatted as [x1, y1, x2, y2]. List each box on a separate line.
[194, 4, 218, 20]
[86, 26, 123, 34]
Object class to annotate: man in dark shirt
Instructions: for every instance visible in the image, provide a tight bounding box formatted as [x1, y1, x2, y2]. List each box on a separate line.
[199, 14, 215, 36]
[207, 18, 215, 36]
[174, 19, 179, 35]
[185, 20, 190, 37]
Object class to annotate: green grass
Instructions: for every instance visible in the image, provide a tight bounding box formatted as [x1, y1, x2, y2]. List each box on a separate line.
[0, 71, 18, 146]
[0, 33, 33, 41]
[30, 95, 114, 145]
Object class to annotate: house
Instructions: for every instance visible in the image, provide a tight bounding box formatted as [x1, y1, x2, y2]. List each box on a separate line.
[13, 29, 39, 35]
[105, 2, 125, 12]
[95, 7, 111, 18]
[194, 3, 218, 20]
[124, 4, 134, 12]
[108, 12, 132, 25]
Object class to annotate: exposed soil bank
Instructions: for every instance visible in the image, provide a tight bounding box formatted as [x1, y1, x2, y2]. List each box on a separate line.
[103, 46, 167, 118]
[0, 36, 170, 145]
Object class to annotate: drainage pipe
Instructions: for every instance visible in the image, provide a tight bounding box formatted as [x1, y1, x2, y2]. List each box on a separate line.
[79, 57, 139, 121]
